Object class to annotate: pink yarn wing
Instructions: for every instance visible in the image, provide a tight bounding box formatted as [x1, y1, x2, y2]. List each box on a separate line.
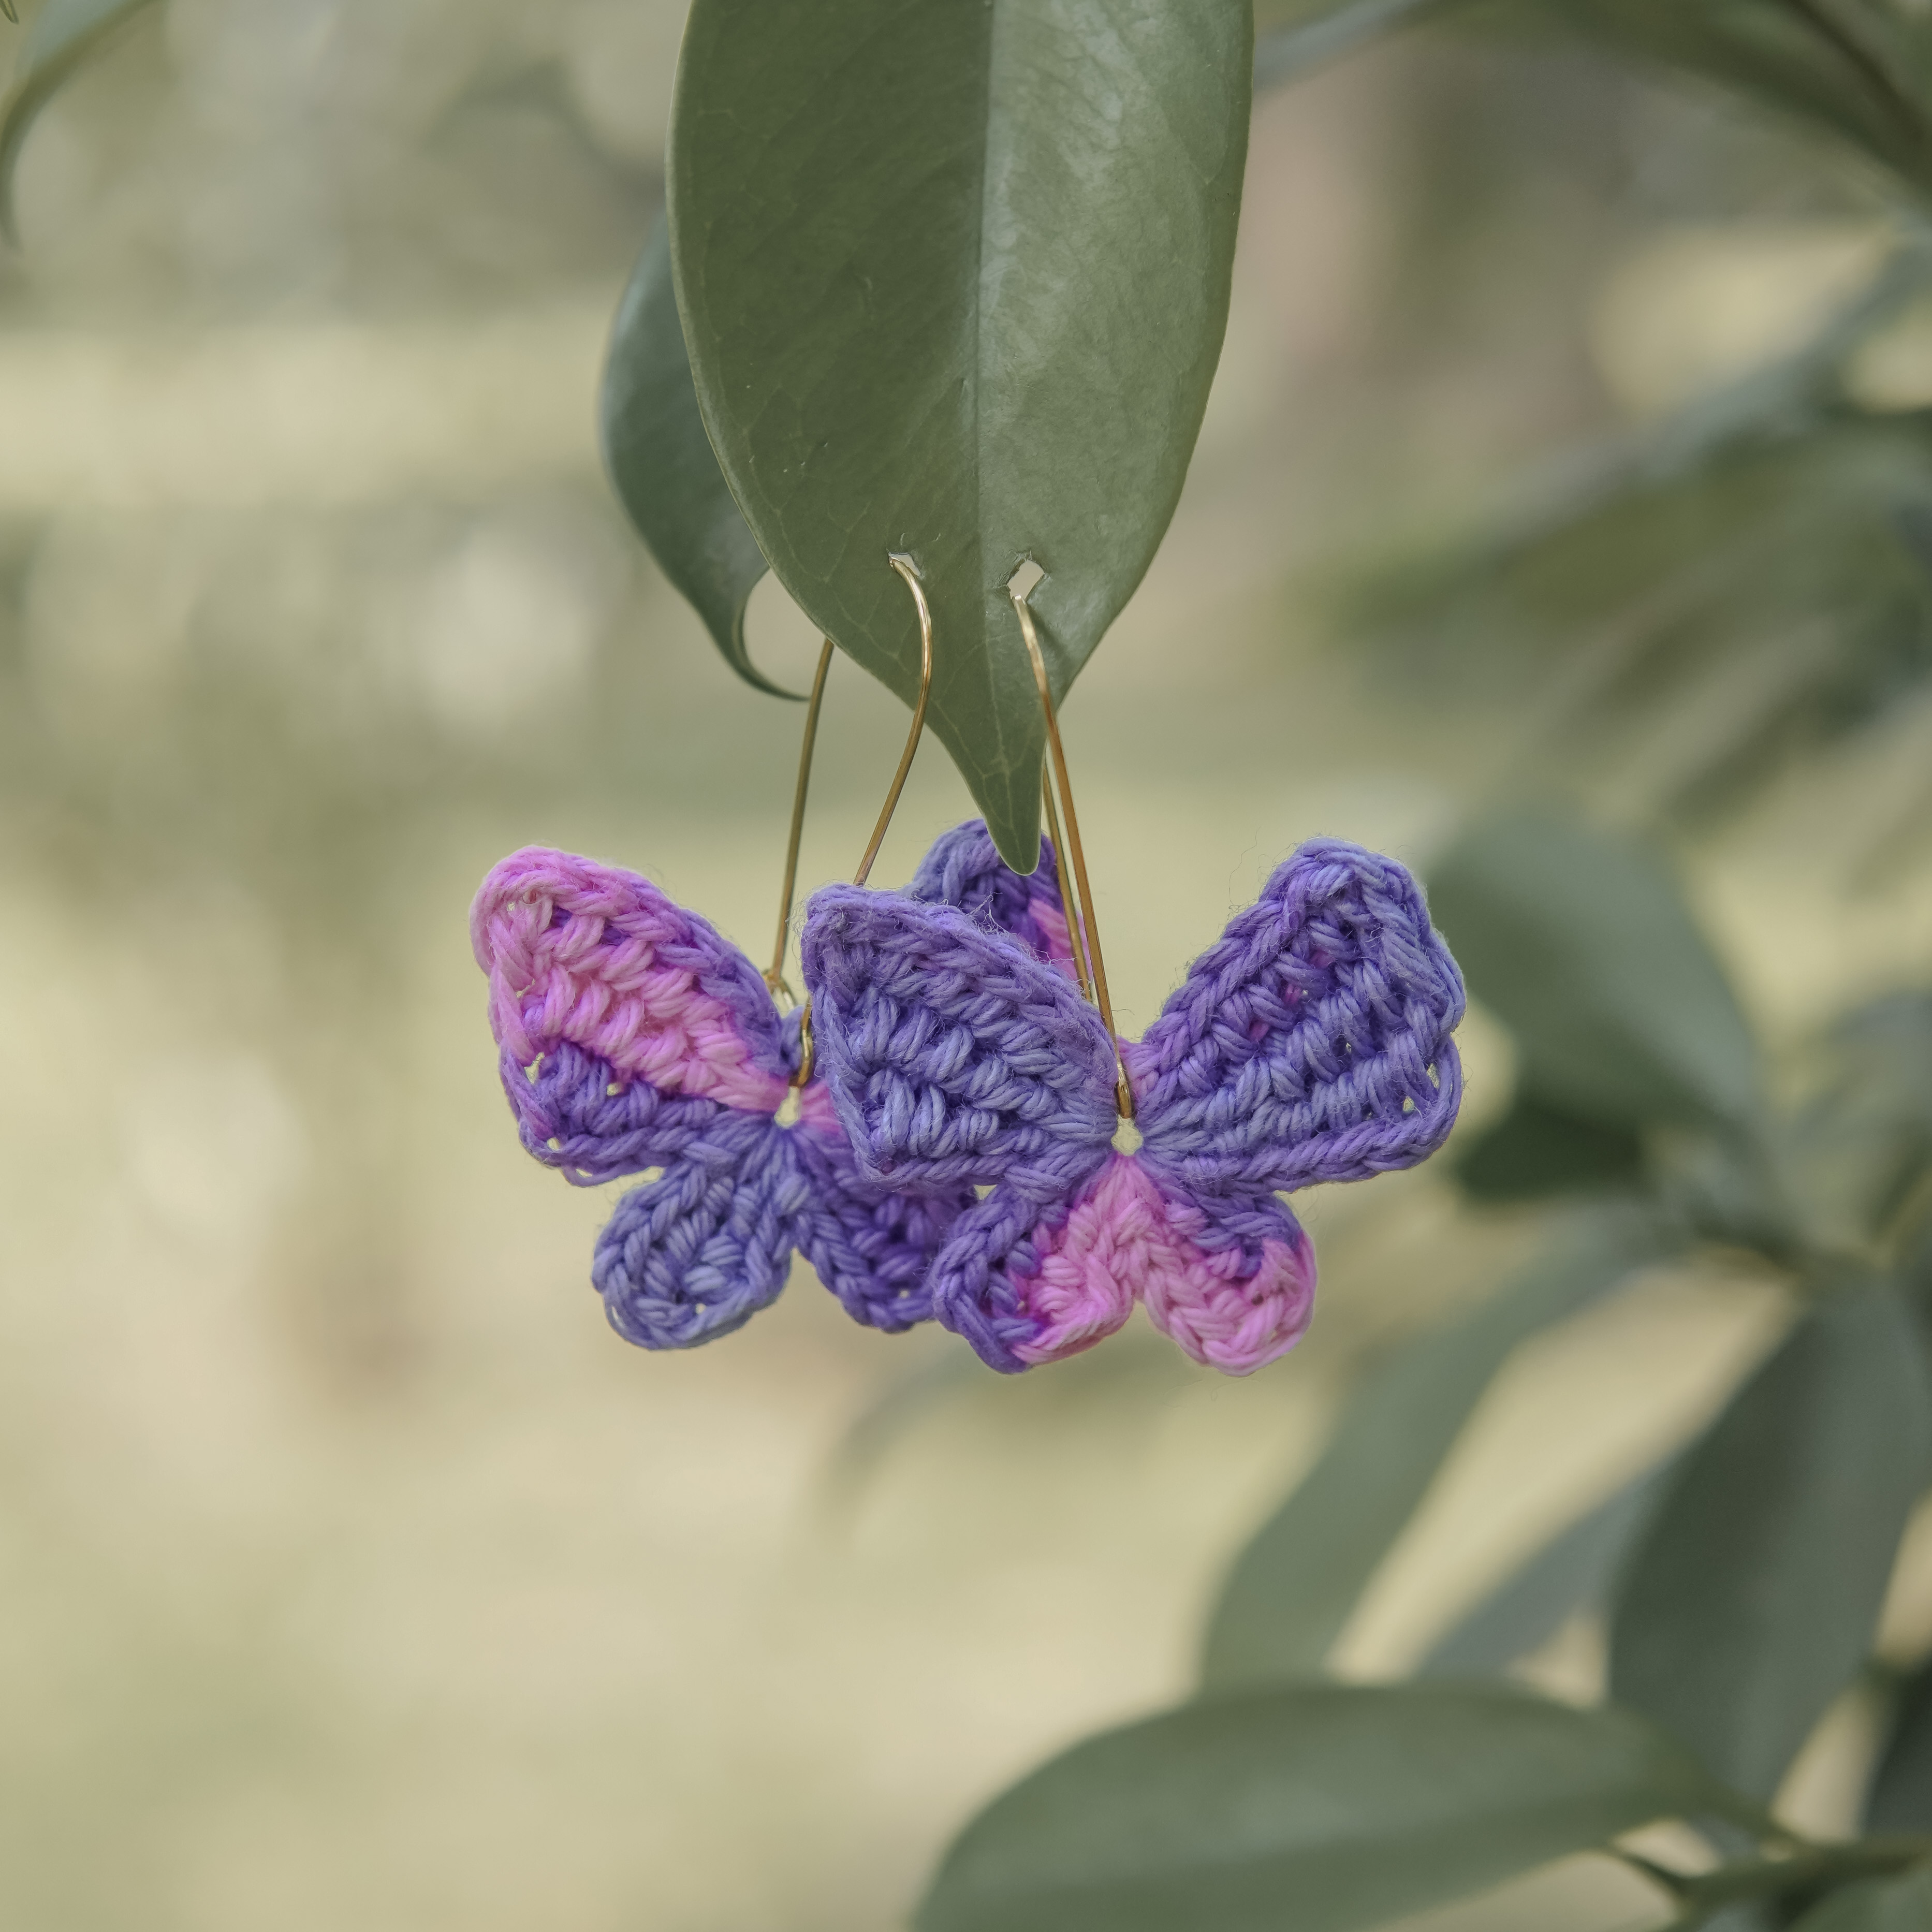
[472, 845, 793, 1179]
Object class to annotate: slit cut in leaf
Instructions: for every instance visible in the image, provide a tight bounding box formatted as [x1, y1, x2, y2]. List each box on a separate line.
[668, 0, 1252, 867]
[601, 217, 793, 698]
[0, 0, 158, 241]
[916, 1680, 1753, 1932]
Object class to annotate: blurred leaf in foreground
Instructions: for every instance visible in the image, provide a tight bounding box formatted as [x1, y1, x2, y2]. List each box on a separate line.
[1791, 1867, 1932, 1931]
[917, 1681, 1747, 1932]
[1355, 243, 1932, 848]
[1865, 1655, 1932, 1835]
[1455, 1089, 1647, 1203]
[0, 0, 158, 240]
[1201, 1205, 1676, 1688]
[1791, 991, 1932, 1246]
[1429, 809, 1762, 1134]
[1421, 1462, 1666, 1678]
[1252, 0, 1453, 89]
[1612, 1279, 1932, 1798]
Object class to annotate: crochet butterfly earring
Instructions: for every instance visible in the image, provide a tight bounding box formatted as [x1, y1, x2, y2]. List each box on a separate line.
[470, 555, 1000, 1352]
[800, 573, 1469, 1378]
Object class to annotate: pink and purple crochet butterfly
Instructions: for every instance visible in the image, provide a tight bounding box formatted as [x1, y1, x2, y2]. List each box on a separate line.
[802, 831, 1465, 1375]
[472, 823, 1463, 1376]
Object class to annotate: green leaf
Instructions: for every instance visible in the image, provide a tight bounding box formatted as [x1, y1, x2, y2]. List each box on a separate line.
[1540, 1, 1932, 202]
[1201, 1205, 1676, 1689]
[1429, 810, 1763, 1134]
[0, 0, 158, 242]
[1421, 1463, 1666, 1679]
[668, 0, 1252, 867]
[1259, 1, 1932, 198]
[1611, 1279, 1932, 1800]
[1456, 1089, 1647, 1204]
[1865, 1658, 1932, 1835]
[1350, 247, 1932, 842]
[916, 1681, 1746, 1932]
[1793, 993, 1932, 1245]
[601, 217, 792, 698]
[1791, 1868, 1932, 1932]
[1901, 1201, 1932, 1336]
[1253, 0, 1454, 89]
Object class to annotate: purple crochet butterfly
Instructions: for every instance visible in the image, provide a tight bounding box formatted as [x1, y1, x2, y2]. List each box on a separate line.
[469, 830, 1080, 1352]
[801, 835, 1466, 1375]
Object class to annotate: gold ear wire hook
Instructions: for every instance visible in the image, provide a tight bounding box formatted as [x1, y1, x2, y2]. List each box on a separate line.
[852, 554, 934, 888]
[765, 637, 836, 1007]
[1009, 579, 1133, 1121]
[783, 556, 936, 1091]
[1037, 769, 1095, 1008]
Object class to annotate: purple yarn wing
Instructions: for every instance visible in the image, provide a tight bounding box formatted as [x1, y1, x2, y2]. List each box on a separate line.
[1128, 838, 1466, 1196]
[471, 847, 968, 1346]
[906, 820, 1082, 981]
[802, 879, 1126, 1373]
[800, 882, 1119, 1194]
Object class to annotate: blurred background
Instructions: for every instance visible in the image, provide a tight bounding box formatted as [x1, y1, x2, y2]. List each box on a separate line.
[3, 3, 1930, 1927]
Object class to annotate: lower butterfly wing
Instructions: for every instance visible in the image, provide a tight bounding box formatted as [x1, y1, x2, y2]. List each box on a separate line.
[926, 1158, 1148, 1372]
[594, 1109, 807, 1348]
[1131, 839, 1466, 1197]
[789, 1095, 974, 1335]
[920, 1154, 1314, 1377]
[925, 1157, 1314, 1377]
[1128, 1171, 1318, 1375]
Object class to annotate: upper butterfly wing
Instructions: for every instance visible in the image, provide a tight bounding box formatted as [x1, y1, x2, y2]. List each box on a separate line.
[1130, 839, 1466, 1196]
[801, 884, 1118, 1193]
[906, 819, 1082, 982]
[471, 845, 793, 1181]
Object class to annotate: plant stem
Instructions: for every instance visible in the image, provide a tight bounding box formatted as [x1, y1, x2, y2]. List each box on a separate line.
[1664, 1837, 1932, 1924]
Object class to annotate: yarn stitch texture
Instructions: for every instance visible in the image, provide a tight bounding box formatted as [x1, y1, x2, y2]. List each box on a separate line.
[801, 835, 1466, 1376]
[472, 846, 973, 1348]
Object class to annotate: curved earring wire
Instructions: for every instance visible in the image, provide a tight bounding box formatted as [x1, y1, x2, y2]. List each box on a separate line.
[765, 637, 836, 1007]
[1009, 579, 1133, 1122]
[774, 554, 936, 1089]
[852, 553, 934, 888]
